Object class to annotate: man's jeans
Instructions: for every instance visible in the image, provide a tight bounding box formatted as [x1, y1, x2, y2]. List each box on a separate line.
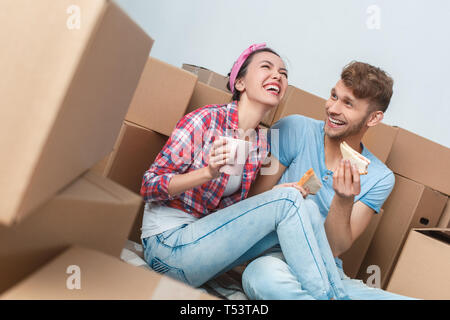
[242, 250, 416, 300]
[142, 187, 350, 300]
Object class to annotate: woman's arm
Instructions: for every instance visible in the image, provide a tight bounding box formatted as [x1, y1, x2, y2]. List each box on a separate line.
[167, 138, 231, 197]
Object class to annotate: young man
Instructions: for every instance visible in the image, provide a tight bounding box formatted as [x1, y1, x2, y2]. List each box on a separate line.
[242, 61, 414, 300]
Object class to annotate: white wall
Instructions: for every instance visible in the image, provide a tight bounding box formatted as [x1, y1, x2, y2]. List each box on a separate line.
[116, 0, 450, 148]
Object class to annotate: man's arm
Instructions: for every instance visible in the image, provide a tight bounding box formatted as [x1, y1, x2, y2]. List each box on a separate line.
[324, 159, 374, 257]
[325, 199, 374, 257]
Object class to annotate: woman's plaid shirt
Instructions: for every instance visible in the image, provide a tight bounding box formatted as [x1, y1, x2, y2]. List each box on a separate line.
[140, 101, 270, 218]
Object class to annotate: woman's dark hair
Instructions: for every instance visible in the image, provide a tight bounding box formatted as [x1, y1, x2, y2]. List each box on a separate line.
[226, 47, 281, 101]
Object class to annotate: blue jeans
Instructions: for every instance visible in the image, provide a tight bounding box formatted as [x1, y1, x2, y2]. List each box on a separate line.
[142, 187, 350, 300]
[242, 250, 417, 300]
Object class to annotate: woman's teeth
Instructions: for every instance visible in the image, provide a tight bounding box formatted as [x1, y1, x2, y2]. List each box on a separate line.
[264, 84, 280, 93]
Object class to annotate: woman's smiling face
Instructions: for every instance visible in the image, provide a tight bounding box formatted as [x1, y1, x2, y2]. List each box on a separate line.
[234, 51, 288, 107]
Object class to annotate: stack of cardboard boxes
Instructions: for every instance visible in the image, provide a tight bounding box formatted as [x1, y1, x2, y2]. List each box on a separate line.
[0, 0, 216, 300]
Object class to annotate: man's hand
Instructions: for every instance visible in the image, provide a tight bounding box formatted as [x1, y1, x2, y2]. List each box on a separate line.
[332, 159, 361, 200]
[272, 182, 310, 199]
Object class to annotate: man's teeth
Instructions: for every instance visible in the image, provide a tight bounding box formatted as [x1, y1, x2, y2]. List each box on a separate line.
[329, 117, 345, 125]
[265, 85, 279, 93]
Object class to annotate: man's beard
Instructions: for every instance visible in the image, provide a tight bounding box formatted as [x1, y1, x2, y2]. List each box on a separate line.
[325, 114, 369, 140]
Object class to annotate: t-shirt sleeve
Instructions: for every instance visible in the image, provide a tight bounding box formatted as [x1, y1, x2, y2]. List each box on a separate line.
[360, 172, 395, 213]
[269, 115, 305, 167]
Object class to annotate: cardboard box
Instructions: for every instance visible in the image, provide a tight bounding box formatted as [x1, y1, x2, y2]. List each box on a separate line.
[385, 128, 450, 195]
[386, 228, 450, 300]
[357, 175, 447, 288]
[182, 64, 230, 93]
[126, 57, 197, 136]
[262, 85, 327, 127]
[0, 170, 142, 294]
[438, 198, 450, 228]
[0, 246, 218, 300]
[186, 81, 232, 115]
[340, 209, 384, 278]
[0, 0, 153, 226]
[102, 121, 168, 194]
[361, 123, 398, 163]
[96, 121, 168, 243]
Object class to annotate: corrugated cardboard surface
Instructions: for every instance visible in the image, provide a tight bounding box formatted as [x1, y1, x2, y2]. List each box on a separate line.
[101, 121, 168, 243]
[0, 171, 142, 294]
[386, 127, 450, 195]
[264, 85, 327, 127]
[126, 57, 197, 136]
[0, 0, 152, 225]
[186, 81, 232, 115]
[361, 123, 397, 163]
[0, 246, 218, 300]
[182, 64, 230, 93]
[357, 175, 447, 288]
[104, 121, 168, 194]
[386, 228, 450, 300]
[340, 209, 384, 278]
[438, 198, 450, 228]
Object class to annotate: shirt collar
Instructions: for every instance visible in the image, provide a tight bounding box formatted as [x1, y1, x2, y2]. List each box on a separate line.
[226, 101, 239, 131]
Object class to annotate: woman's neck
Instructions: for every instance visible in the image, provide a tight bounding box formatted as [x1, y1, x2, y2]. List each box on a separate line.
[237, 95, 272, 132]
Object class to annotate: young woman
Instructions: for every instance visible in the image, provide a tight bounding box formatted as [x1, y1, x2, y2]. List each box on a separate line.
[140, 44, 350, 300]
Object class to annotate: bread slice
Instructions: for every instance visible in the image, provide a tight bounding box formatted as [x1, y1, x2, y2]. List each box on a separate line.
[340, 141, 370, 175]
[297, 168, 322, 194]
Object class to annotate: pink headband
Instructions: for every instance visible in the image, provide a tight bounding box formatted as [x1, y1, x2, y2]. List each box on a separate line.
[229, 43, 266, 94]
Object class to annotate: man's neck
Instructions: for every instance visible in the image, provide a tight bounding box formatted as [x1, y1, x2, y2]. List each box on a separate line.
[324, 134, 363, 172]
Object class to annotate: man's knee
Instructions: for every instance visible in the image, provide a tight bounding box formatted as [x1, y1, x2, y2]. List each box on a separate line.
[242, 255, 291, 299]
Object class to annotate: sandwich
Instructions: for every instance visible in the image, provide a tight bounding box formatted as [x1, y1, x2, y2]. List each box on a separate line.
[297, 168, 322, 195]
[340, 141, 371, 175]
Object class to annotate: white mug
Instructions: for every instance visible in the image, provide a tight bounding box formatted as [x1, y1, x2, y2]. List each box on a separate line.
[218, 137, 250, 176]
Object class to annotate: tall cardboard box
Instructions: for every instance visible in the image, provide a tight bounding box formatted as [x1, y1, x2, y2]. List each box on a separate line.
[1, 246, 218, 300]
[386, 228, 450, 300]
[185, 81, 232, 115]
[385, 128, 450, 195]
[0, 170, 142, 294]
[96, 121, 168, 243]
[357, 175, 447, 288]
[340, 209, 384, 278]
[126, 57, 198, 136]
[182, 64, 230, 93]
[0, 0, 153, 225]
[263, 85, 327, 127]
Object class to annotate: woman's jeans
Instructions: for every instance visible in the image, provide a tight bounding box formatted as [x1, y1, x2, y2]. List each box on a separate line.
[142, 187, 350, 300]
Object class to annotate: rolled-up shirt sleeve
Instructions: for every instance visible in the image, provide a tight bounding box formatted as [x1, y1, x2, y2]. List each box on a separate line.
[140, 112, 206, 203]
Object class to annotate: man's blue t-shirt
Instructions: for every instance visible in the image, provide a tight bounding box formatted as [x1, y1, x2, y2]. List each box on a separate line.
[269, 115, 395, 219]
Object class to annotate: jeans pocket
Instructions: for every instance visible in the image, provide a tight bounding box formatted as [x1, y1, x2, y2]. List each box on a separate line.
[150, 257, 189, 285]
[156, 224, 188, 247]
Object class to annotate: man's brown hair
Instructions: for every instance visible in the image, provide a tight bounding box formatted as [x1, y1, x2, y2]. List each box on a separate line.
[341, 61, 394, 113]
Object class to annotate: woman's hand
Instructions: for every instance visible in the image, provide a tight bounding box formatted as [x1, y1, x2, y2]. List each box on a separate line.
[206, 137, 233, 179]
[272, 182, 310, 199]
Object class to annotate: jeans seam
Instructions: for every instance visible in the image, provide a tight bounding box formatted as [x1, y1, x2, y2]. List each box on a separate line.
[294, 207, 332, 299]
[156, 196, 295, 250]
